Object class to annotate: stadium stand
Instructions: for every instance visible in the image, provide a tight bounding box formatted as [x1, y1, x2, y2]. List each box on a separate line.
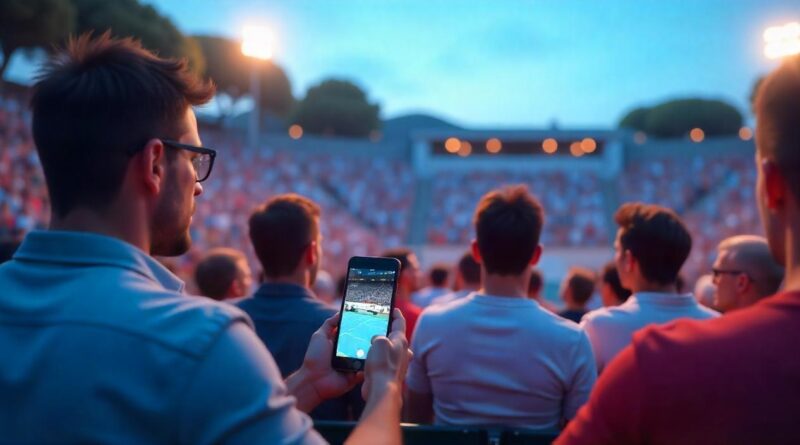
[0, 88, 760, 289]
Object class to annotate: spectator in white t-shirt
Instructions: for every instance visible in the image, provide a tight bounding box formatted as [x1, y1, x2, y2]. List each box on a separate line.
[430, 251, 481, 306]
[581, 202, 719, 373]
[405, 185, 596, 429]
[412, 263, 451, 308]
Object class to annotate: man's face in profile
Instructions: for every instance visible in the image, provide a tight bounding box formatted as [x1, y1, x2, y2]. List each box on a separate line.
[151, 108, 204, 257]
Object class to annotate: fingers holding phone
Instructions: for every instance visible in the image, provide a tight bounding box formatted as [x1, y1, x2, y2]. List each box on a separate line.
[362, 308, 411, 402]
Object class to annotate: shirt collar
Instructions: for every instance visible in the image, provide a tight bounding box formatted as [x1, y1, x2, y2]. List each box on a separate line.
[13, 230, 185, 293]
[632, 292, 697, 307]
[254, 282, 317, 300]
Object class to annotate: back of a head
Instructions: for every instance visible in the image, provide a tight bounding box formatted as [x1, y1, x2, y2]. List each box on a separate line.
[429, 263, 450, 287]
[718, 235, 784, 297]
[458, 251, 481, 286]
[601, 261, 631, 303]
[249, 194, 320, 279]
[755, 54, 800, 204]
[30, 33, 214, 218]
[528, 268, 544, 297]
[474, 185, 544, 276]
[194, 248, 247, 300]
[615, 202, 692, 286]
[566, 267, 596, 306]
[381, 248, 414, 272]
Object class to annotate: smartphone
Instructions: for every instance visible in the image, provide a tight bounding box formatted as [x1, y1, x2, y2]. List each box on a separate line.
[331, 256, 401, 372]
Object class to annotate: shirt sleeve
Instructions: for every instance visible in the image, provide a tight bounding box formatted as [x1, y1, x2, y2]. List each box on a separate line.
[404, 313, 432, 394]
[563, 331, 597, 420]
[580, 316, 605, 373]
[555, 344, 644, 445]
[177, 321, 326, 445]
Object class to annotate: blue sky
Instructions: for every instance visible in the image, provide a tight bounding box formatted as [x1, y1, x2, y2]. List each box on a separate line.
[9, 0, 800, 128]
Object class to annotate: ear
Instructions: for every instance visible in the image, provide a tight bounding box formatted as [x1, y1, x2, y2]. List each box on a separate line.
[761, 159, 787, 211]
[134, 139, 166, 196]
[529, 244, 543, 266]
[623, 250, 636, 274]
[304, 241, 318, 265]
[225, 281, 241, 299]
[736, 274, 750, 293]
[470, 239, 483, 264]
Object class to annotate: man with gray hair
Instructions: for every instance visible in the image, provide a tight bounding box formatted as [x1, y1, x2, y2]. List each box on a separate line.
[712, 235, 784, 313]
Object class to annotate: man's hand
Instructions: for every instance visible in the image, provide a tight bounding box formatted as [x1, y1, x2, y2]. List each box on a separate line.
[287, 313, 363, 412]
[362, 308, 411, 402]
[345, 309, 411, 445]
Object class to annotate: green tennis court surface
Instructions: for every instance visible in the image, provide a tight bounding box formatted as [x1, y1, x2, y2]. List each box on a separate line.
[336, 311, 390, 359]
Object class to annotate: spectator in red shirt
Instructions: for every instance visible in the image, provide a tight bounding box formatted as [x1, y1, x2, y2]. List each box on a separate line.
[556, 54, 800, 445]
[381, 248, 422, 341]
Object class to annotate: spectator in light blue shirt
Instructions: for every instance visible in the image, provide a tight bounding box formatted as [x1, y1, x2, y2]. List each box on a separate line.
[0, 33, 409, 445]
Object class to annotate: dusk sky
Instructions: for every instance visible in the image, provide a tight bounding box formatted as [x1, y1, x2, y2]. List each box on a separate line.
[11, 1, 800, 128]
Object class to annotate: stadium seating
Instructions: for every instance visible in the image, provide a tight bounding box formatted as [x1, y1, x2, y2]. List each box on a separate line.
[0, 89, 763, 289]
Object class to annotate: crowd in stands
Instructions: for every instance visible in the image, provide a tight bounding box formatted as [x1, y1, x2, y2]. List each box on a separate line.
[343, 281, 394, 305]
[0, 90, 766, 289]
[0, 95, 48, 242]
[427, 170, 608, 247]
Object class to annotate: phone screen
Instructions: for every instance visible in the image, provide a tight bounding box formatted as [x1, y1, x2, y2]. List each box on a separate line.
[335, 266, 396, 360]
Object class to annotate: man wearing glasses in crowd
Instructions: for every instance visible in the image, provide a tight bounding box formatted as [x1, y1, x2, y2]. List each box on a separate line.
[711, 235, 784, 313]
[0, 33, 409, 444]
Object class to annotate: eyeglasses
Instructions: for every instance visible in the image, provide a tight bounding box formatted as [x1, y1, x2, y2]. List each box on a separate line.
[161, 140, 216, 183]
[711, 268, 754, 283]
[127, 139, 217, 183]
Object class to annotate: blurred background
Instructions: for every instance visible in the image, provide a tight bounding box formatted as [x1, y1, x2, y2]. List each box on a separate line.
[1, 0, 799, 307]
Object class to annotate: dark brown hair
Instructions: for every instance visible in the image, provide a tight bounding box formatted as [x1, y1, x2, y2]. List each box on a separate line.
[614, 202, 691, 286]
[601, 261, 631, 303]
[755, 54, 800, 201]
[474, 185, 544, 276]
[566, 267, 595, 305]
[194, 248, 247, 300]
[30, 33, 215, 217]
[458, 251, 481, 285]
[249, 194, 321, 278]
[429, 263, 450, 287]
[528, 268, 544, 296]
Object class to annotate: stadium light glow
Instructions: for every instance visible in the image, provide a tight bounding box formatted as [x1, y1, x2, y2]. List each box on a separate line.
[242, 26, 273, 60]
[690, 128, 705, 143]
[445, 137, 461, 153]
[542, 138, 558, 154]
[458, 141, 472, 157]
[580, 138, 597, 153]
[764, 22, 800, 59]
[569, 142, 584, 157]
[289, 124, 303, 139]
[486, 138, 502, 154]
[739, 127, 753, 141]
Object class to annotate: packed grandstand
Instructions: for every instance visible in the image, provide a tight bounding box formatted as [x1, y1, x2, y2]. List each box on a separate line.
[0, 90, 759, 293]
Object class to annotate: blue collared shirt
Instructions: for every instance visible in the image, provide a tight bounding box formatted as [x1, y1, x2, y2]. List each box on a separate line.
[235, 283, 364, 420]
[0, 230, 323, 444]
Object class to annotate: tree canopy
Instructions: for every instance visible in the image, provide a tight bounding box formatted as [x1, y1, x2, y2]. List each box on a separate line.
[71, 0, 204, 74]
[194, 35, 294, 119]
[619, 98, 743, 138]
[0, 0, 204, 85]
[289, 79, 380, 138]
[0, 0, 76, 80]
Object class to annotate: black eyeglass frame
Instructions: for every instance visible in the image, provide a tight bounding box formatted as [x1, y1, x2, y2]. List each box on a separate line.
[711, 268, 754, 283]
[161, 140, 217, 183]
[126, 139, 217, 183]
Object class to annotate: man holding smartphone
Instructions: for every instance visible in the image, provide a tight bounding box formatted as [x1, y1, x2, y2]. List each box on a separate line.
[0, 34, 409, 444]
